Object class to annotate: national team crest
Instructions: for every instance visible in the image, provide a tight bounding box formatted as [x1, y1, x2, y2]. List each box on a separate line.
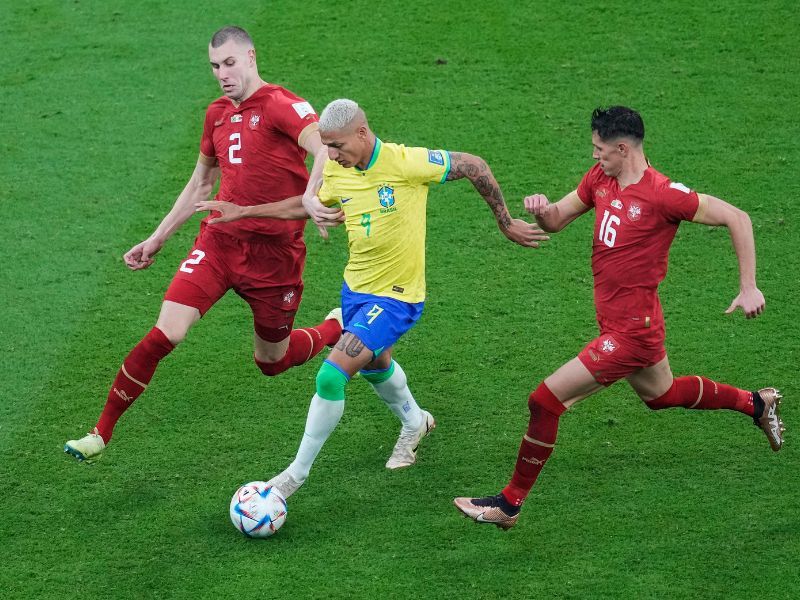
[428, 150, 444, 165]
[249, 113, 261, 129]
[600, 336, 618, 354]
[378, 185, 395, 208]
[627, 202, 642, 221]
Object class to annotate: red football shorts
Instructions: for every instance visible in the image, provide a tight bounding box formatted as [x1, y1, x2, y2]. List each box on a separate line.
[164, 228, 306, 342]
[577, 331, 666, 386]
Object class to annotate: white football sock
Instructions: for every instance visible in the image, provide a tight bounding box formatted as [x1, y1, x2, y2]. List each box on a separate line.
[369, 362, 424, 431]
[287, 394, 344, 482]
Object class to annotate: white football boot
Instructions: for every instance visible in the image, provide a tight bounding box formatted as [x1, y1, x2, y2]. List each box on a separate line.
[64, 427, 106, 464]
[265, 470, 304, 499]
[325, 307, 343, 328]
[385, 410, 436, 469]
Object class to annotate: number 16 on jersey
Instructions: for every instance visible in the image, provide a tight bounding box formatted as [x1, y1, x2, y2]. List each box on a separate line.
[599, 209, 620, 248]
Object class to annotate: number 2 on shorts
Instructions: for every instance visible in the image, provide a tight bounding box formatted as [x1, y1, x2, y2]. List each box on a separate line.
[180, 249, 206, 274]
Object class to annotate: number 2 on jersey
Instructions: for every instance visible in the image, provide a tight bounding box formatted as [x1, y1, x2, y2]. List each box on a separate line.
[229, 133, 242, 164]
[598, 209, 620, 248]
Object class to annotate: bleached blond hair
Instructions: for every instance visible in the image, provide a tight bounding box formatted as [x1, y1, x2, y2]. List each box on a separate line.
[318, 99, 362, 132]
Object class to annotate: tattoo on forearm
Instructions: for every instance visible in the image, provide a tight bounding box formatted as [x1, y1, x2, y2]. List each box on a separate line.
[335, 333, 366, 358]
[447, 152, 512, 228]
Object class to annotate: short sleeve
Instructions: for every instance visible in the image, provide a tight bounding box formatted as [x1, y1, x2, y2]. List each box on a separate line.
[318, 163, 338, 207]
[402, 146, 450, 185]
[576, 164, 601, 207]
[199, 105, 218, 159]
[660, 180, 700, 222]
[270, 90, 319, 143]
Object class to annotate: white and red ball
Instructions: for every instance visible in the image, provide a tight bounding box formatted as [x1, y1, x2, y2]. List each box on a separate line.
[229, 481, 287, 538]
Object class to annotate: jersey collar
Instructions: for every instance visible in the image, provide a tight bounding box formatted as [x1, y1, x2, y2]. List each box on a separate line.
[355, 137, 382, 172]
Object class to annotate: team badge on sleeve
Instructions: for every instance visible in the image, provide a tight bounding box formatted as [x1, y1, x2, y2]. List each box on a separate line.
[427, 150, 444, 165]
[292, 101, 315, 119]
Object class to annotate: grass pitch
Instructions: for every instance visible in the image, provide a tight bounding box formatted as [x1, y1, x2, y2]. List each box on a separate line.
[1, 1, 797, 598]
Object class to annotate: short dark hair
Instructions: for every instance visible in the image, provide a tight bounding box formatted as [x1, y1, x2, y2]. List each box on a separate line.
[210, 26, 253, 48]
[591, 106, 645, 143]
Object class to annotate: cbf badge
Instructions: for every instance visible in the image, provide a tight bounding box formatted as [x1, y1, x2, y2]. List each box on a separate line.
[427, 150, 444, 165]
[378, 185, 395, 208]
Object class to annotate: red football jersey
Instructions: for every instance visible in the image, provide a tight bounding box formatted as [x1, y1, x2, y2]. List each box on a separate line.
[199, 84, 318, 242]
[576, 163, 699, 339]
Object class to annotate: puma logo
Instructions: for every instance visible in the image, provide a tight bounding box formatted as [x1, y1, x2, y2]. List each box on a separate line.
[113, 388, 135, 403]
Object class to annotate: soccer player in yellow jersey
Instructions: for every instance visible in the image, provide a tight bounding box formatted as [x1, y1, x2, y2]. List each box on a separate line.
[198, 99, 548, 499]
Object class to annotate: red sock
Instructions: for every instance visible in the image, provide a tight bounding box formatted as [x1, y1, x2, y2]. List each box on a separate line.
[316, 316, 343, 347]
[647, 376, 754, 416]
[256, 320, 340, 376]
[95, 327, 175, 443]
[502, 382, 567, 506]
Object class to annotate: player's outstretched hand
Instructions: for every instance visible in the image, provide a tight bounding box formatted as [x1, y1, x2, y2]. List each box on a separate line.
[194, 200, 244, 224]
[302, 194, 345, 240]
[725, 287, 765, 319]
[502, 218, 550, 248]
[523, 193, 552, 217]
[123, 238, 162, 270]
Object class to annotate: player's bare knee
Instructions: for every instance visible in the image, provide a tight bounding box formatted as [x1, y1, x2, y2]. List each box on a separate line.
[154, 324, 188, 346]
[643, 384, 676, 410]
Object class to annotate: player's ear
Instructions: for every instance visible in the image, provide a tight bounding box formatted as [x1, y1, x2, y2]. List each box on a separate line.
[248, 48, 256, 65]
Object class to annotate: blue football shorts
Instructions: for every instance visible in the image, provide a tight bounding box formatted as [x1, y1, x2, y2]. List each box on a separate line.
[340, 282, 424, 357]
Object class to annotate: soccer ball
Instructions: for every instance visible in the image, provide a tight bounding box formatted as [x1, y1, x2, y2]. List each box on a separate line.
[229, 481, 287, 538]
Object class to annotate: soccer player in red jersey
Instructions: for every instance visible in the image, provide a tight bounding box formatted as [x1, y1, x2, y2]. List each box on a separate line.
[64, 26, 344, 463]
[454, 106, 784, 529]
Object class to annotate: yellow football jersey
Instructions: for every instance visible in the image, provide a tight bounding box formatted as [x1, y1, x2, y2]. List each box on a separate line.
[319, 139, 450, 303]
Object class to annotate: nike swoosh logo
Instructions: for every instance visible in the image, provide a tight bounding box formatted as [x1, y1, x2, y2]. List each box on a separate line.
[340, 197, 352, 204]
[352, 323, 369, 330]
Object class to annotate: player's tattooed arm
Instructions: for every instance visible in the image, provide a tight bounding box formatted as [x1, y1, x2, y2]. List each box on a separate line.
[446, 152, 549, 248]
[446, 152, 512, 227]
[335, 332, 366, 358]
